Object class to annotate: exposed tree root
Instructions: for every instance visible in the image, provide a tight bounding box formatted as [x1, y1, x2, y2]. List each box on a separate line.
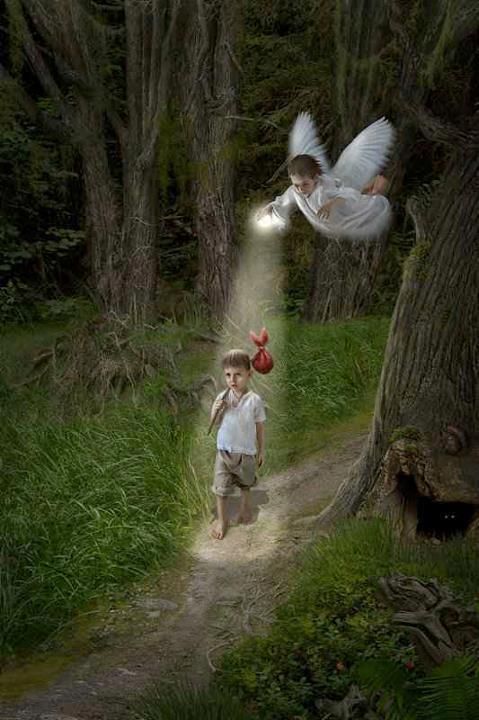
[19, 317, 216, 411]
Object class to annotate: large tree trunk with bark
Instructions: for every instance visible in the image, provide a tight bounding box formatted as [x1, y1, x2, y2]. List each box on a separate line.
[186, 0, 239, 319]
[11, 0, 182, 323]
[304, 235, 387, 322]
[78, 102, 122, 310]
[319, 146, 479, 527]
[121, 163, 159, 321]
[303, 0, 392, 323]
[304, 0, 475, 324]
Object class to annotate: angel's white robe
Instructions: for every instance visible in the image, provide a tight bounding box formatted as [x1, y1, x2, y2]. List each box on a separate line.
[269, 174, 392, 241]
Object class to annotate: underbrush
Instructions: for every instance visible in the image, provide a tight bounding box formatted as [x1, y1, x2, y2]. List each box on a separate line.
[213, 520, 479, 719]
[135, 520, 479, 720]
[0, 314, 389, 658]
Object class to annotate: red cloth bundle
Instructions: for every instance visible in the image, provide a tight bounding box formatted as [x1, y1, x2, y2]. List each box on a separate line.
[249, 327, 274, 374]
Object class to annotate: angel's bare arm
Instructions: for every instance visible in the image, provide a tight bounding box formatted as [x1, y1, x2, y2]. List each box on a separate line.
[361, 174, 388, 195]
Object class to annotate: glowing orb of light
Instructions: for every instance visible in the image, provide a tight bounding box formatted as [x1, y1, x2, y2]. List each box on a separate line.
[256, 213, 275, 230]
[249, 206, 285, 234]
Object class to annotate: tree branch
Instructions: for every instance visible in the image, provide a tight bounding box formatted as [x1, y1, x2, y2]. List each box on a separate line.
[139, 0, 182, 169]
[224, 39, 243, 74]
[403, 100, 479, 150]
[223, 114, 282, 130]
[0, 62, 69, 139]
[154, 0, 182, 118]
[405, 197, 427, 244]
[20, 15, 74, 127]
[125, 0, 143, 147]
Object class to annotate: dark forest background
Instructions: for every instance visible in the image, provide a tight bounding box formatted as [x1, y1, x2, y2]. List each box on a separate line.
[1, 3, 479, 718]
[1, 0, 476, 326]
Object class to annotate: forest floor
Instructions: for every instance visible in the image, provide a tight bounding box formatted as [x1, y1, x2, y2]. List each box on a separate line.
[0, 430, 367, 720]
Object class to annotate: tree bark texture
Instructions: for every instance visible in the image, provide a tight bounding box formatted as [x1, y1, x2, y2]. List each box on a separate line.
[304, 0, 477, 324]
[319, 148, 479, 526]
[304, 234, 387, 322]
[303, 0, 391, 323]
[185, 0, 239, 319]
[334, 0, 390, 149]
[77, 101, 122, 310]
[17, 0, 182, 322]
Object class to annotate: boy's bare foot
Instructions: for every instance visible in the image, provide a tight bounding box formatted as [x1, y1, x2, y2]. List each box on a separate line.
[210, 520, 228, 540]
[233, 509, 253, 525]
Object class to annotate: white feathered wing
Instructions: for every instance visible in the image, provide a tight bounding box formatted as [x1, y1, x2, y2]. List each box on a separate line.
[332, 117, 395, 191]
[288, 112, 330, 174]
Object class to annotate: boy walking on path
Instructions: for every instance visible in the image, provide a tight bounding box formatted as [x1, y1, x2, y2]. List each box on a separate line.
[210, 349, 266, 540]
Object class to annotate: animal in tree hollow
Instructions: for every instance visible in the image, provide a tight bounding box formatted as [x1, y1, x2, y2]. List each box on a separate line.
[257, 113, 396, 241]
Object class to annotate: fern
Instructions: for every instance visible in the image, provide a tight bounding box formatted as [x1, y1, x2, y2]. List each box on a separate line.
[357, 656, 479, 720]
[417, 656, 479, 720]
[356, 658, 418, 719]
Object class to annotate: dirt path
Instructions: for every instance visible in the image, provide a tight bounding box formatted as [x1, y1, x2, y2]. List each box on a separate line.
[0, 432, 366, 720]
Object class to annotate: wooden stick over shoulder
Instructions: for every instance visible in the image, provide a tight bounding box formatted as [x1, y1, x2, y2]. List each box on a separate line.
[207, 388, 229, 435]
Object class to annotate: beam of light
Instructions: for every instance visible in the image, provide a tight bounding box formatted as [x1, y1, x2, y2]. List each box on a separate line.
[189, 210, 287, 565]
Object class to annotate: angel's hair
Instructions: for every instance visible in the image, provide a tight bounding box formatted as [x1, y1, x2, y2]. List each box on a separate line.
[222, 349, 251, 370]
[288, 154, 322, 178]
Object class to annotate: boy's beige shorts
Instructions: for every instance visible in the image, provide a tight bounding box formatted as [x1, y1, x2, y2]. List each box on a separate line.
[212, 450, 257, 496]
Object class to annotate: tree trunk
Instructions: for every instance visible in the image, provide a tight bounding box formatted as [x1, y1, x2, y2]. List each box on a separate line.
[78, 102, 122, 312]
[186, 0, 239, 319]
[303, 0, 392, 323]
[304, 235, 387, 322]
[16, 0, 181, 323]
[334, 0, 389, 148]
[121, 163, 159, 321]
[318, 148, 479, 526]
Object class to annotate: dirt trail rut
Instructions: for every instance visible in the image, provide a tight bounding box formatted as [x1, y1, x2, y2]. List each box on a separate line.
[0, 432, 366, 720]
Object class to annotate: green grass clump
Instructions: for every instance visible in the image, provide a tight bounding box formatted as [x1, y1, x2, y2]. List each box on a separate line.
[212, 519, 479, 720]
[134, 683, 250, 720]
[0, 407, 207, 656]
[267, 316, 390, 469]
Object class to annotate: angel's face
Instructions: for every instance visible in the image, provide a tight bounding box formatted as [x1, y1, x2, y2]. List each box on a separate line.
[290, 174, 318, 195]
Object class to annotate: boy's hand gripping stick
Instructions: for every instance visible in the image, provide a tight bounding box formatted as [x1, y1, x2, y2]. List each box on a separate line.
[207, 328, 273, 435]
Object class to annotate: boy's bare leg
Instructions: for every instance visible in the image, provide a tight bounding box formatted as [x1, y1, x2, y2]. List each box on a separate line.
[235, 489, 253, 524]
[210, 495, 229, 539]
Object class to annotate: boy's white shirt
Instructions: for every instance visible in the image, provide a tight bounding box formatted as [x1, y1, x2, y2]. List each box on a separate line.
[215, 389, 266, 455]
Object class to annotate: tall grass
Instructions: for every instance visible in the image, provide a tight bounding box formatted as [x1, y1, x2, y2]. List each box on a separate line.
[289, 518, 479, 606]
[134, 683, 250, 720]
[1, 408, 207, 655]
[0, 315, 390, 657]
[267, 316, 390, 468]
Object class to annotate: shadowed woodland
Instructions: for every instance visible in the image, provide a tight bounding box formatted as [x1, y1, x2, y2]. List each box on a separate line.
[1, 0, 479, 718]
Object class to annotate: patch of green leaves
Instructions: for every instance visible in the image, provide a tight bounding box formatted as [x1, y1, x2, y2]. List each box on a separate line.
[213, 519, 479, 719]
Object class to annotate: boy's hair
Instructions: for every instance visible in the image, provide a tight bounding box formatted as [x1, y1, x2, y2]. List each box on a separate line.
[288, 154, 322, 178]
[221, 349, 251, 371]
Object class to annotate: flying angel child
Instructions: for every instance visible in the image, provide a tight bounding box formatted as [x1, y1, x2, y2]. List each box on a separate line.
[256, 113, 396, 241]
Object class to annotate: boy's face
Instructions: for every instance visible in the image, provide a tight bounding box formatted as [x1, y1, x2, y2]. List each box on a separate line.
[291, 173, 318, 195]
[224, 365, 251, 395]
